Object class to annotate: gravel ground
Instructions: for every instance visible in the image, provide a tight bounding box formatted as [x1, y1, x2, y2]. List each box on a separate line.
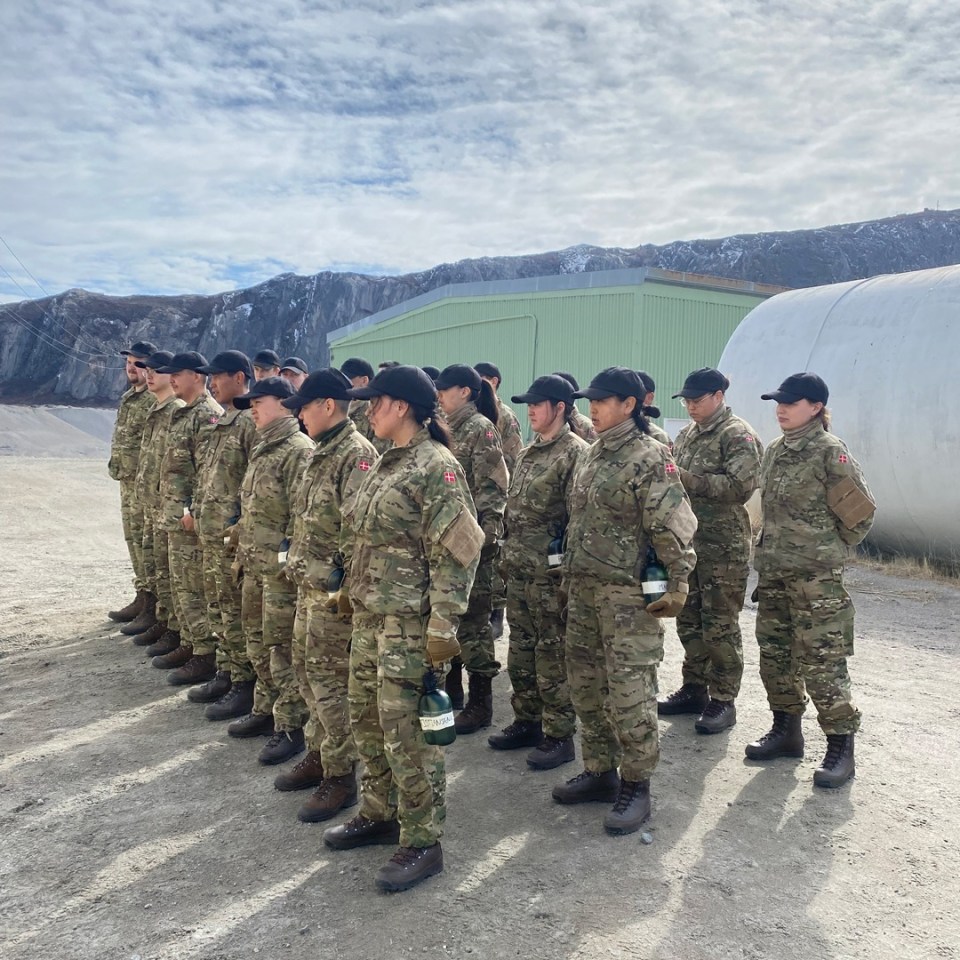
[0, 456, 958, 960]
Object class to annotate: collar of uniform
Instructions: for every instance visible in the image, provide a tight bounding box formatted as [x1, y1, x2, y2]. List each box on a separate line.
[533, 421, 571, 449]
[185, 390, 214, 410]
[313, 417, 352, 447]
[133, 383, 150, 395]
[255, 414, 301, 445]
[694, 403, 731, 436]
[382, 424, 431, 457]
[151, 393, 179, 411]
[781, 418, 824, 450]
[446, 400, 478, 430]
[216, 406, 243, 425]
[596, 417, 640, 450]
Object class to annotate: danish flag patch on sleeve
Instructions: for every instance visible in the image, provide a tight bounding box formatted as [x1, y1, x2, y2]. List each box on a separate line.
[665, 462, 677, 474]
[358, 459, 371, 472]
[838, 454, 848, 464]
[443, 470, 456, 484]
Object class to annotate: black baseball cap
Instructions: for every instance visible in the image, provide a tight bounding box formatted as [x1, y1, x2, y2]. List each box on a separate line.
[252, 349, 281, 369]
[280, 357, 308, 374]
[553, 371, 580, 391]
[135, 350, 175, 370]
[761, 372, 829, 405]
[475, 361, 502, 382]
[574, 367, 645, 401]
[155, 351, 208, 374]
[637, 370, 656, 394]
[422, 365, 440, 382]
[282, 368, 353, 409]
[512, 374, 575, 406]
[234, 376, 295, 409]
[341, 357, 375, 380]
[672, 367, 730, 399]
[197, 350, 254, 378]
[347, 364, 437, 408]
[435, 364, 482, 392]
[120, 340, 159, 359]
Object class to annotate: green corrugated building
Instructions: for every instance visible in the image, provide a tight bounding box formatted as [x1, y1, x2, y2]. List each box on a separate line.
[328, 268, 785, 439]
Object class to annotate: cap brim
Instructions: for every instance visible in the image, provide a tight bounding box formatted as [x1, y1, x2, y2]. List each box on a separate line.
[196, 364, 224, 375]
[153, 366, 184, 374]
[234, 395, 254, 409]
[573, 387, 617, 400]
[671, 389, 701, 399]
[280, 395, 305, 409]
[120, 350, 150, 359]
[346, 385, 382, 400]
[761, 390, 804, 403]
[511, 392, 549, 404]
[134, 360, 150, 368]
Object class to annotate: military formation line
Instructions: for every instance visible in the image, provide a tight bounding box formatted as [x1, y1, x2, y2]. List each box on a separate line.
[106, 343, 876, 893]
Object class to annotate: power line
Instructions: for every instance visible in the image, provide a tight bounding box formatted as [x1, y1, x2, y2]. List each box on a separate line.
[0, 302, 125, 369]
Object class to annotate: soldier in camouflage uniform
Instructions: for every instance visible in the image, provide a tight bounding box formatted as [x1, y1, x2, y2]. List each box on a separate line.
[322, 365, 481, 894]
[475, 362, 523, 640]
[342, 356, 392, 454]
[435, 364, 508, 734]
[273, 369, 378, 823]
[226, 377, 315, 766]
[555, 368, 698, 836]
[553, 373, 599, 442]
[109, 340, 159, 626]
[658, 368, 762, 733]
[637, 370, 672, 447]
[189, 351, 259, 719]
[488, 376, 586, 770]
[746, 373, 875, 789]
[150, 353, 224, 678]
[130, 351, 186, 653]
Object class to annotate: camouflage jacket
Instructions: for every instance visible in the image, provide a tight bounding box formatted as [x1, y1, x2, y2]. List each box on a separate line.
[342, 427, 481, 621]
[495, 396, 523, 473]
[108, 385, 154, 482]
[647, 420, 672, 447]
[237, 416, 315, 574]
[755, 420, 875, 577]
[503, 423, 587, 575]
[194, 407, 257, 541]
[157, 391, 223, 531]
[348, 398, 391, 454]
[287, 420, 377, 591]
[569, 406, 598, 443]
[565, 418, 698, 591]
[446, 401, 508, 542]
[672, 404, 762, 563]
[135, 394, 185, 511]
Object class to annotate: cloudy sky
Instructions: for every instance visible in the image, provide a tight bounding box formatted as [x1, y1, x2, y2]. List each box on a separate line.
[1, 0, 957, 302]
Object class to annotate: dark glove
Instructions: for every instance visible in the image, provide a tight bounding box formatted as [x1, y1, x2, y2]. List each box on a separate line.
[426, 616, 461, 667]
[750, 585, 759, 604]
[645, 591, 687, 618]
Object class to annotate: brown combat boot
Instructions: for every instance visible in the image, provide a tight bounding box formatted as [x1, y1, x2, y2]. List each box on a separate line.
[152, 643, 193, 670]
[375, 844, 444, 892]
[695, 699, 737, 735]
[145, 629, 181, 657]
[298, 771, 359, 822]
[454, 673, 493, 735]
[131, 620, 166, 647]
[273, 750, 324, 792]
[120, 593, 157, 634]
[657, 683, 709, 716]
[552, 768, 620, 804]
[745, 711, 805, 761]
[526, 735, 575, 770]
[187, 670, 232, 703]
[813, 734, 855, 788]
[603, 779, 651, 835]
[444, 657, 464, 710]
[207, 680, 254, 721]
[167, 652, 217, 686]
[323, 814, 400, 850]
[109, 590, 146, 622]
[488, 720, 543, 751]
[258, 728, 305, 765]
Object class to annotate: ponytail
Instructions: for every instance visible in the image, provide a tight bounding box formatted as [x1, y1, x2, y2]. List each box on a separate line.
[411, 402, 451, 448]
[628, 396, 651, 435]
[817, 406, 832, 433]
[475, 380, 499, 425]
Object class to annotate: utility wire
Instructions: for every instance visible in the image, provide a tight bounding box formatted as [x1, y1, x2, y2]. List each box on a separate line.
[0, 302, 125, 368]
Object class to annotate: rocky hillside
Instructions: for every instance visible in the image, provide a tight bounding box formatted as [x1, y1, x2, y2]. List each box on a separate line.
[3, 208, 960, 405]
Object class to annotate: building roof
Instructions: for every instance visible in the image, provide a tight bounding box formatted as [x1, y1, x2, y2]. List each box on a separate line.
[328, 266, 787, 344]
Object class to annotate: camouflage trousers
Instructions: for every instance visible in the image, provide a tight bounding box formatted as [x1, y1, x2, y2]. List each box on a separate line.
[755, 571, 861, 735]
[168, 527, 215, 654]
[241, 567, 308, 731]
[200, 536, 254, 681]
[676, 557, 749, 700]
[349, 612, 445, 849]
[565, 580, 664, 781]
[292, 588, 357, 777]
[144, 517, 180, 632]
[491, 555, 507, 612]
[506, 573, 576, 739]
[457, 549, 501, 678]
[119, 480, 146, 590]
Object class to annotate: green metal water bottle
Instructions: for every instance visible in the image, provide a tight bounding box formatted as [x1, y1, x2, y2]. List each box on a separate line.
[419, 672, 456, 746]
[641, 546, 669, 605]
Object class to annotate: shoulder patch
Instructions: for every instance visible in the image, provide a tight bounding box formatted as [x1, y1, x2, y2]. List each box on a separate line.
[743, 434, 754, 442]
[357, 458, 372, 472]
[665, 461, 678, 474]
[485, 430, 494, 439]
[209, 415, 219, 424]
[838, 453, 848, 464]
[443, 470, 457, 484]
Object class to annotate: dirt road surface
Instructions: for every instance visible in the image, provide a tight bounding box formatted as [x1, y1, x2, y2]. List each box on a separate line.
[1, 456, 958, 960]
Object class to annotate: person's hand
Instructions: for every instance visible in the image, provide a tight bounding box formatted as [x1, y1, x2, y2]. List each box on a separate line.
[180, 513, 196, 533]
[426, 616, 461, 666]
[324, 590, 353, 617]
[230, 561, 244, 586]
[222, 525, 240, 550]
[645, 592, 687, 618]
